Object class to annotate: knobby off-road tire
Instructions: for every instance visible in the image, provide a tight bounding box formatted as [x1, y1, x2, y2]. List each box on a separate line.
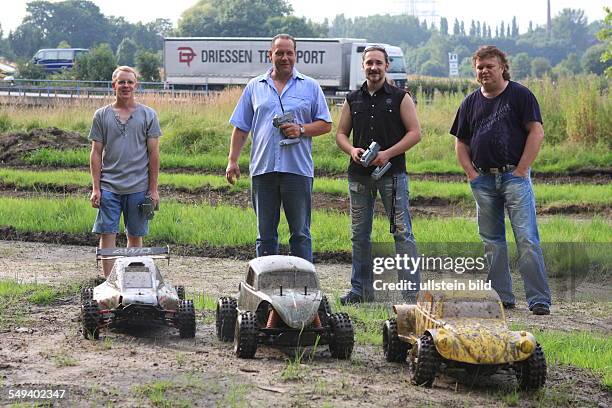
[410, 334, 440, 387]
[216, 297, 237, 342]
[318, 295, 332, 326]
[383, 318, 408, 362]
[516, 344, 547, 390]
[82, 300, 101, 340]
[177, 300, 196, 338]
[175, 285, 185, 301]
[81, 287, 93, 303]
[234, 311, 258, 359]
[328, 313, 354, 360]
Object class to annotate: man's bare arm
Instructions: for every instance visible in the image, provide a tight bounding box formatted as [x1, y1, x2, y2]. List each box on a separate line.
[514, 121, 544, 177]
[90, 141, 103, 208]
[147, 137, 160, 207]
[226, 127, 249, 184]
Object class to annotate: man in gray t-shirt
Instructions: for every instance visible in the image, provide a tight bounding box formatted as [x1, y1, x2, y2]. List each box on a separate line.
[89, 65, 162, 277]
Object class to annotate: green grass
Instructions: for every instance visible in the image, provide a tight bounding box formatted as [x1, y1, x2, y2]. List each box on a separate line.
[332, 296, 390, 346]
[4, 75, 610, 176]
[2, 168, 611, 208]
[133, 381, 190, 408]
[0, 279, 73, 327]
[536, 330, 612, 389]
[0, 197, 610, 252]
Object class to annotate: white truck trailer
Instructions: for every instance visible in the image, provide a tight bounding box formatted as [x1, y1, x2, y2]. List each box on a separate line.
[163, 37, 407, 92]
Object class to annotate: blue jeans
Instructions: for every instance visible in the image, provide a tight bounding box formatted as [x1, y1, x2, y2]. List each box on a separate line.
[470, 171, 551, 308]
[349, 172, 419, 299]
[251, 172, 313, 262]
[92, 189, 149, 236]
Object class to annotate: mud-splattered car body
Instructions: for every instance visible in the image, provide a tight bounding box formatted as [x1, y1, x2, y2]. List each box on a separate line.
[216, 255, 354, 359]
[383, 289, 546, 389]
[80, 247, 195, 339]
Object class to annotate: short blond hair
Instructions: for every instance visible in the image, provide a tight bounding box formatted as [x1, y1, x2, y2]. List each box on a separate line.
[112, 66, 138, 83]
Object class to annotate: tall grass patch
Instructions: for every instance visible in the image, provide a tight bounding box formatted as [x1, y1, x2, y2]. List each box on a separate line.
[537, 330, 612, 388]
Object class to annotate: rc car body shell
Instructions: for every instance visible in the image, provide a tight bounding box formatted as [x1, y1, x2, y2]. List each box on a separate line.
[237, 255, 322, 329]
[94, 256, 179, 311]
[81, 247, 195, 339]
[394, 289, 537, 365]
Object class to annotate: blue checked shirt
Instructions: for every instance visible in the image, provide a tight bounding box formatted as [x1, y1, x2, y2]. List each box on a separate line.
[229, 68, 332, 178]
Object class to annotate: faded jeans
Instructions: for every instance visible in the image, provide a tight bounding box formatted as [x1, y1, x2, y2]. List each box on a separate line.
[251, 172, 313, 262]
[348, 172, 419, 299]
[470, 171, 551, 308]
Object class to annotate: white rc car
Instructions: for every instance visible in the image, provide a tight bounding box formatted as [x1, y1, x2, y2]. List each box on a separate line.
[80, 247, 195, 339]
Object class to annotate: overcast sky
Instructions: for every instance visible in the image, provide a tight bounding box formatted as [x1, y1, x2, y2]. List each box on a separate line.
[0, 0, 608, 35]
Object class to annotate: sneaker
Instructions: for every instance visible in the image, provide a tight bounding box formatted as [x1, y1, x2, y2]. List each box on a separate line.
[531, 303, 550, 315]
[502, 302, 516, 310]
[340, 291, 363, 305]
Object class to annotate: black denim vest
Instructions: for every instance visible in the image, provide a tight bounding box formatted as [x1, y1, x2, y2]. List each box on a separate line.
[346, 81, 408, 176]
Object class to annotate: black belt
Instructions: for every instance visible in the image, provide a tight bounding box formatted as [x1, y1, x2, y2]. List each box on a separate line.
[474, 164, 516, 174]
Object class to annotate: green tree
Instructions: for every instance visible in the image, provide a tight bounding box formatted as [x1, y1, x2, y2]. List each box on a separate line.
[57, 40, 71, 48]
[178, 0, 292, 37]
[420, 60, 446, 77]
[116, 37, 138, 67]
[73, 43, 115, 81]
[510, 52, 531, 79]
[15, 60, 46, 79]
[581, 44, 610, 75]
[554, 53, 582, 76]
[265, 16, 326, 37]
[453, 19, 460, 36]
[9, 0, 109, 57]
[552, 9, 589, 55]
[136, 49, 161, 82]
[531, 56, 551, 78]
[439, 17, 448, 36]
[511, 17, 519, 37]
[597, 7, 611, 77]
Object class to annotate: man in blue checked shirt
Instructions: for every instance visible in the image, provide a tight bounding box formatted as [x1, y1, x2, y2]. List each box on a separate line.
[226, 34, 332, 262]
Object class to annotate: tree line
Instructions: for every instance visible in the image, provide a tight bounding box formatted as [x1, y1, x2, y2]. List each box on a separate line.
[0, 0, 609, 82]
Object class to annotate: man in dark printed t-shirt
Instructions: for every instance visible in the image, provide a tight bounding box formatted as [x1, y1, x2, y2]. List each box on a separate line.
[450, 46, 551, 316]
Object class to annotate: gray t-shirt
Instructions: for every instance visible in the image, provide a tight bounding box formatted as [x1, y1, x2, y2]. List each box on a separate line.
[88, 104, 162, 194]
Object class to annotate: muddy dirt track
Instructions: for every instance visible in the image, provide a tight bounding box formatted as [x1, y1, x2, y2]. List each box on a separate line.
[1, 241, 611, 408]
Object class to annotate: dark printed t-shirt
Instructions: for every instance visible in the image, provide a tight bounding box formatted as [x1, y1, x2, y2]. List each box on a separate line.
[450, 81, 542, 169]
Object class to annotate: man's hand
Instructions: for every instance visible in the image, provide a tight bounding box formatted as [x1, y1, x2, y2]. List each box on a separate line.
[371, 150, 391, 167]
[279, 123, 301, 138]
[350, 147, 365, 163]
[90, 188, 101, 208]
[148, 188, 160, 209]
[226, 161, 241, 185]
[512, 167, 529, 178]
[467, 169, 480, 181]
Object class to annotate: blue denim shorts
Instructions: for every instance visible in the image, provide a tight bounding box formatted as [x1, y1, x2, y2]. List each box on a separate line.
[92, 189, 149, 236]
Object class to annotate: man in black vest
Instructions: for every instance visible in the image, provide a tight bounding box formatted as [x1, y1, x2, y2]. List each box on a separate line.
[451, 45, 551, 315]
[336, 45, 421, 304]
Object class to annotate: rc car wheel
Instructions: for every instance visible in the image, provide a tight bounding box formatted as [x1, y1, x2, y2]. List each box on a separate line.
[81, 286, 93, 303]
[328, 313, 354, 359]
[216, 297, 237, 342]
[318, 295, 332, 326]
[177, 300, 196, 338]
[234, 311, 257, 359]
[383, 318, 408, 362]
[82, 300, 101, 340]
[410, 334, 440, 387]
[175, 286, 185, 300]
[515, 344, 547, 390]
